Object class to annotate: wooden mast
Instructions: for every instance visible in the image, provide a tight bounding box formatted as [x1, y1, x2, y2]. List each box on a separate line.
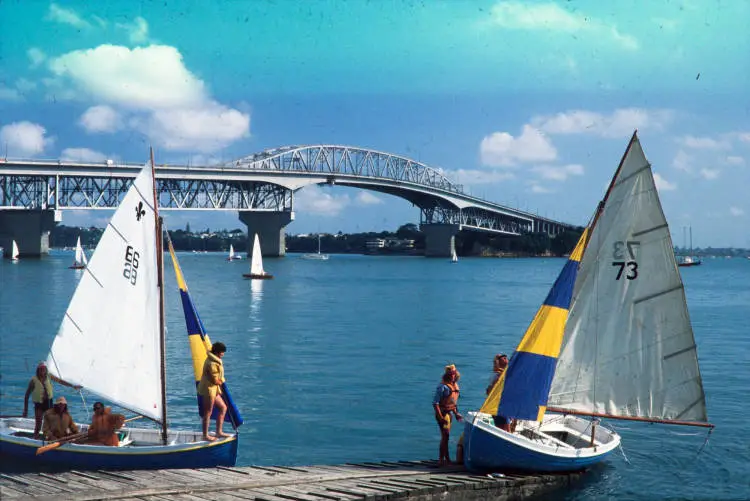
[151, 147, 169, 446]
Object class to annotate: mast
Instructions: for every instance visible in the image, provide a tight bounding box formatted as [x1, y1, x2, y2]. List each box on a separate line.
[151, 147, 169, 445]
[690, 226, 693, 254]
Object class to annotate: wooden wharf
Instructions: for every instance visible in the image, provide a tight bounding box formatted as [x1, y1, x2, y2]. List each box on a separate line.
[0, 460, 581, 501]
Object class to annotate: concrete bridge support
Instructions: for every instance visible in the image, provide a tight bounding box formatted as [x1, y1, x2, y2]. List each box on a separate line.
[239, 210, 294, 257]
[0, 209, 61, 258]
[422, 223, 460, 258]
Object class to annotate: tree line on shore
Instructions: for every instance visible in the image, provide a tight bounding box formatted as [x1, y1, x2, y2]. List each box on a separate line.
[51, 223, 589, 257]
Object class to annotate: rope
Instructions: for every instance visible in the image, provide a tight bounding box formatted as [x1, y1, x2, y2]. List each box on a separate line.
[608, 422, 632, 465]
[695, 427, 713, 458]
[77, 389, 90, 420]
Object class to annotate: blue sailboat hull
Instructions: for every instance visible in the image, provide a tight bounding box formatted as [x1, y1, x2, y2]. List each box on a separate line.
[463, 415, 619, 473]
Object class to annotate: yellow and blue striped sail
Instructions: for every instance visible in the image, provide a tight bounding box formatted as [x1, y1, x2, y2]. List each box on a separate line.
[480, 229, 588, 422]
[168, 240, 244, 429]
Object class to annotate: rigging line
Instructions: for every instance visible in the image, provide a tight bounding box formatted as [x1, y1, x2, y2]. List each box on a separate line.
[695, 427, 713, 458]
[607, 421, 632, 465]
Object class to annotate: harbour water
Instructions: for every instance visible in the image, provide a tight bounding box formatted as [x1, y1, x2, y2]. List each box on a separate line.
[1, 252, 748, 500]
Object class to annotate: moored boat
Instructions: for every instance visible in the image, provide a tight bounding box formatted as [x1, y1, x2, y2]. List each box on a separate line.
[69, 236, 87, 270]
[243, 233, 273, 279]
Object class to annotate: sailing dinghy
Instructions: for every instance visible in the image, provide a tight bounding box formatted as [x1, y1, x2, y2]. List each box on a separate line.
[69, 236, 88, 269]
[463, 132, 713, 473]
[451, 249, 458, 263]
[227, 244, 242, 261]
[11, 240, 19, 261]
[0, 153, 242, 469]
[243, 233, 273, 279]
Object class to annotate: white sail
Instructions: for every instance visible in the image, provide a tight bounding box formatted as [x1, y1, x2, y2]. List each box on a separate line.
[250, 234, 264, 275]
[549, 135, 708, 423]
[451, 249, 458, 262]
[46, 164, 163, 421]
[229, 244, 235, 260]
[11, 240, 19, 260]
[74, 236, 87, 266]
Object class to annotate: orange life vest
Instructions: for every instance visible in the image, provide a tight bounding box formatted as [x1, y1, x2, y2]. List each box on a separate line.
[438, 382, 459, 412]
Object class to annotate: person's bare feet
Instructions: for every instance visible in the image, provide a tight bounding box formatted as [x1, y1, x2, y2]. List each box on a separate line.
[202, 435, 216, 442]
[217, 432, 231, 438]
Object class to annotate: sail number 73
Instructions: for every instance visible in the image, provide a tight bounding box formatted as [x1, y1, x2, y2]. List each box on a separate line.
[612, 240, 640, 280]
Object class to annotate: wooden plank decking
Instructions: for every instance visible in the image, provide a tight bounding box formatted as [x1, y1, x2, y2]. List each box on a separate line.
[0, 461, 581, 501]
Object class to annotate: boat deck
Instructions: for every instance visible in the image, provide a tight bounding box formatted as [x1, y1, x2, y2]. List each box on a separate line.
[0, 460, 582, 500]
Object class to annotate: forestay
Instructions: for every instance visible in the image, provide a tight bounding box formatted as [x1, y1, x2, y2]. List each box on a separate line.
[548, 135, 708, 424]
[47, 165, 163, 421]
[250, 234, 264, 275]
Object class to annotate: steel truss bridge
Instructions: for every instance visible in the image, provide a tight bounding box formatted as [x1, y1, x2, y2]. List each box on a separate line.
[0, 145, 574, 236]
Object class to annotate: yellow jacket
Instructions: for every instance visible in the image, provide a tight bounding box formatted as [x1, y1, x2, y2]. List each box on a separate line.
[197, 352, 224, 402]
[31, 375, 54, 404]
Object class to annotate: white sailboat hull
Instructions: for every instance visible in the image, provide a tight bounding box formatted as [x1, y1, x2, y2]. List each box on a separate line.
[463, 412, 620, 473]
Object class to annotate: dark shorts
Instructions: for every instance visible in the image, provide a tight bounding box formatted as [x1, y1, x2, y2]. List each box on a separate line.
[493, 415, 509, 427]
[34, 400, 52, 414]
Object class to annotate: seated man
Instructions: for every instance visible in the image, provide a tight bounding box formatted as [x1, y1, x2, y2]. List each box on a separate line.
[42, 396, 79, 441]
[87, 402, 126, 446]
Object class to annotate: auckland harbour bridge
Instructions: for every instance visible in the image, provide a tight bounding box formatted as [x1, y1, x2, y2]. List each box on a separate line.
[0, 145, 576, 258]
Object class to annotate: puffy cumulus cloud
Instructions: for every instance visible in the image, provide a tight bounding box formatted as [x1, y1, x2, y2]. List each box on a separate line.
[480, 125, 557, 167]
[699, 168, 719, 180]
[47, 3, 90, 29]
[453, 169, 515, 185]
[532, 164, 584, 181]
[653, 173, 676, 191]
[80, 105, 120, 133]
[294, 186, 350, 216]
[48, 44, 250, 152]
[49, 45, 207, 110]
[60, 148, 108, 162]
[729, 207, 745, 217]
[116, 16, 149, 44]
[489, 1, 638, 50]
[533, 108, 673, 138]
[672, 149, 692, 172]
[27, 48, 47, 68]
[677, 135, 731, 150]
[0, 121, 53, 157]
[355, 191, 383, 205]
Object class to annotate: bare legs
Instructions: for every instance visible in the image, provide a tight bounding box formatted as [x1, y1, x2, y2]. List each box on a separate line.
[438, 426, 451, 466]
[202, 394, 230, 441]
[33, 405, 44, 440]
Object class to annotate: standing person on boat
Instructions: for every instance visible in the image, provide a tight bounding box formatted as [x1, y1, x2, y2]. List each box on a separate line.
[22, 362, 80, 440]
[485, 354, 512, 431]
[198, 342, 230, 442]
[87, 402, 126, 446]
[433, 368, 463, 466]
[42, 397, 79, 441]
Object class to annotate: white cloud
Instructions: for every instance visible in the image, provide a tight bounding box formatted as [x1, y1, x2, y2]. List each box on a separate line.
[737, 132, 750, 143]
[453, 169, 515, 185]
[0, 121, 53, 157]
[699, 168, 719, 180]
[295, 186, 350, 216]
[489, 1, 638, 50]
[47, 44, 250, 152]
[678, 135, 731, 150]
[729, 207, 745, 217]
[27, 48, 46, 68]
[534, 108, 673, 138]
[355, 191, 383, 205]
[480, 125, 557, 167]
[672, 149, 691, 172]
[0, 86, 21, 102]
[532, 163, 584, 181]
[79, 105, 121, 133]
[47, 3, 90, 29]
[60, 148, 108, 162]
[15, 78, 37, 93]
[117, 16, 149, 44]
[529, 183, 554, 194]
[725, 155, 745, 166]
[653, 172, 676, 191]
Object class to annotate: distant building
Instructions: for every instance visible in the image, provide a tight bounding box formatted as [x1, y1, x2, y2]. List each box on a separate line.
[366, 238, 415, 253]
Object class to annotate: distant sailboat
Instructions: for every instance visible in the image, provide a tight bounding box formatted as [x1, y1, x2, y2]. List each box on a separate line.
[463, 132, 713, 473]
[243, 234, 273, 279]
[226, 244, 242, 261]
[451, 249, 458, 263]
[69, 236, 88, 269]
[677, 226, 702, 267]
[11, 240, 19, 261]
[301, 234, 329, 260]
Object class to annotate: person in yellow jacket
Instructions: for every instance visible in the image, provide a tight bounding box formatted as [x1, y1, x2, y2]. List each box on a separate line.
[197, 342, 230, 442]
[42, 396, 79, 441]
[22, 362, 81, 440]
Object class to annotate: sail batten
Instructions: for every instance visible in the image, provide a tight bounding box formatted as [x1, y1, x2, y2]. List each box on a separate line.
[548, 134, 710, 425]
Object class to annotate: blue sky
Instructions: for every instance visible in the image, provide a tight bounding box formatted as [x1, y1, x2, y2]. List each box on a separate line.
[1, 0, 748, 247]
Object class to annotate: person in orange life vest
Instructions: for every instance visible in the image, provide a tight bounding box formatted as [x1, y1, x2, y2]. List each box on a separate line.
[22, 362, 81, 440]
[197, 342, 230, 442]
[42, 396, 79, 441]
[87, 402, 126, 446]
[433, 369, 463, 466]
[486, 354, 512, 432]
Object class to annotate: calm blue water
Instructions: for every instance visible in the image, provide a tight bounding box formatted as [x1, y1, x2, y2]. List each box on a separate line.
[1, 252, 748, 500]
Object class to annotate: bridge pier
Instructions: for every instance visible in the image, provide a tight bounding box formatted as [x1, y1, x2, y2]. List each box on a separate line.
[422, 223, 460, 258]
[0, 209, 61, 258]
[239, 210, 294, 257]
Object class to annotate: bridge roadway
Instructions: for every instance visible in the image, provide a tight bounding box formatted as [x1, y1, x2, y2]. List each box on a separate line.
[0, 145, 576, 257]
